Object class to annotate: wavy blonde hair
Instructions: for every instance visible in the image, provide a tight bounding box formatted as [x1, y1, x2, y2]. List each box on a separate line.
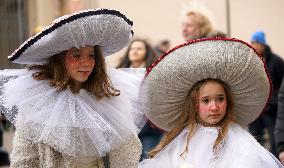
[149, 79, 234, 158]
[181, 1, 215, 38]
[28, 45, 119, 99]
[186, 11, 213, 38]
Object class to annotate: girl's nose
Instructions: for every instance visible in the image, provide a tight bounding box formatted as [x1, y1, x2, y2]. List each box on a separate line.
[209, 102, 218, 111]
[79, 55, 94, 66]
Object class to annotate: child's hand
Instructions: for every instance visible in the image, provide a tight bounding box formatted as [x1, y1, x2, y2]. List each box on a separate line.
[279, 151, 284, 165]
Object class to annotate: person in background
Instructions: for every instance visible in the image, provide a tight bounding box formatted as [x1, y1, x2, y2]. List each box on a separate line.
[0, 113, 10, 166]
[118, 39, 157, 69]
[276, 76, 284, 164]
[249, 30, 284, 156]
[154, 40, 171, 57]
[181, 9, 213, 41]
[206, 30, 228, 38]
[118, 38, 163, 160]
[180, 3, 228, 41]
[0, 113, 3, 151]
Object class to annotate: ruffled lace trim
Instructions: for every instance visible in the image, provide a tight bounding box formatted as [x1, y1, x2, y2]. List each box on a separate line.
[1, 68, 145, 158]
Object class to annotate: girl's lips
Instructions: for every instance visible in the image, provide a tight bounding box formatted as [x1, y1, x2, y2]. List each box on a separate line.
[78, 71, 91, 76]
[209, 114, 221, 118]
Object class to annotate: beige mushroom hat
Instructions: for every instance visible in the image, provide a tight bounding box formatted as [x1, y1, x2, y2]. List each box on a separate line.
[140, 37, 271, 131]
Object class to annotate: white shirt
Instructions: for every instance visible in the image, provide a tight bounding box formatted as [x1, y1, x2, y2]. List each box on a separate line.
[139, 123, 283, 168]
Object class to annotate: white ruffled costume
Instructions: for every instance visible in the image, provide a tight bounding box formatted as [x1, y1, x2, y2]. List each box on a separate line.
[0, 68, 145, 159]
[139, 123, 283, 168]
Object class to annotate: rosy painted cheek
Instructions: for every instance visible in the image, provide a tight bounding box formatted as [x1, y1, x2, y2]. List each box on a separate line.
[88, 60, 95, 67]
[199, 102, 227, 113]
[199, 104, 211, 113]
[217, 101, 227, 111]
[66, 55, 79, 67]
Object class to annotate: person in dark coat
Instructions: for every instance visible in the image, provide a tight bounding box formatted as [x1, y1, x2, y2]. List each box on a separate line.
[276, 77, 284, 164]
[154, 40, 171, 57]
[0, 113, 10, 166]
[249, 30, 284, 156]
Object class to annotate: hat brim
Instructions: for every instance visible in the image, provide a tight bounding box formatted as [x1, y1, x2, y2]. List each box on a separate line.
[9, 9, 133, 64]
[141, 38, 271, 131]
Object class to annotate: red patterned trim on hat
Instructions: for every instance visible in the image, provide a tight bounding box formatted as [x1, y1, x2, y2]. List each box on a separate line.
[143, 37, 272, 127]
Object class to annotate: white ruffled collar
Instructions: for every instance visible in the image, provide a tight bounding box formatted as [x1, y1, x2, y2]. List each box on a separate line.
[0, 68, 144, 158]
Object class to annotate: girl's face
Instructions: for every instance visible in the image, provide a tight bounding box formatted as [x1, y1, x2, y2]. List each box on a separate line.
[128, 41, 147, 63]
[197, 81, 227, 126]
[65, 45, 95, 83]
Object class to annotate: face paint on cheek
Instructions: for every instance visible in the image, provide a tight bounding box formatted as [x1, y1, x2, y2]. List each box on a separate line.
[199, 104, 211, 113]
[88, 60, 95, 67]
[216, 101, 227, 111]
[66, 55, 80, 67]
[199, 101, 227, 113]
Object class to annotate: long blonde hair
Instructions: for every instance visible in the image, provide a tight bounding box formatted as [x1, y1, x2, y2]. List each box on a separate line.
[149, 79, 234, 158]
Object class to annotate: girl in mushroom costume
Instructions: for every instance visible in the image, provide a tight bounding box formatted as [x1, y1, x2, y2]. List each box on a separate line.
[138, 38, 284, 168]
[0, 9, 144, 168]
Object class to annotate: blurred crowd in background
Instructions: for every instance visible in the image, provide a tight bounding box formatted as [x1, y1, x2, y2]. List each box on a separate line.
[1, 0, 284, 166]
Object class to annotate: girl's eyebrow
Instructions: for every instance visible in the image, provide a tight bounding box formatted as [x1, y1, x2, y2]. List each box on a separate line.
[199, 96, 210, 100]
[200, 94, 225, 99]
[69, 47, 78, 50]
[69, 48, 80, 52]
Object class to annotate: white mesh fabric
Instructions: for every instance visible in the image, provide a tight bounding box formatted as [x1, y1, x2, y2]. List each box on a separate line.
[0, 68, 145, 158]
[139, 123, 283, 168]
